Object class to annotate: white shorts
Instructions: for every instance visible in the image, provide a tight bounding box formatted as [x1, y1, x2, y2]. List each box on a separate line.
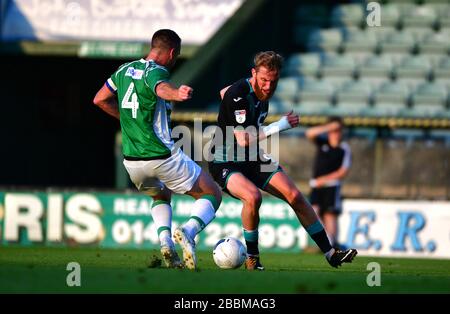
[123, 149, 202, 195]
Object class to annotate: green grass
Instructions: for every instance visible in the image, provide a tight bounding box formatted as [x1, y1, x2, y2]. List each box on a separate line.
[0, 246, 449, 293]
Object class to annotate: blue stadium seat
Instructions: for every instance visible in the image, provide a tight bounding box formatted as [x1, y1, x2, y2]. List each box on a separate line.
[410, 82, 448, 117]
[433, 56, 450, 81]
[368, 81, 410, 117]
[404, 27, 434, 43]
[272, 77, 301, 103]
[331, 4, 365, 28]
[419, 31, 450, 54]
[331, 80, 373, 116]
[320, 54, 356, 78]
[431, 3, 450, 28]
[295, 80, 334, 115]
[284, 53, 321, 78]
[401, 5, 437, 28]
[307, 29, 343, 53]
[341, 28, 378, 53]
[394, 55, 432, 89]
[358, 54, 394, 79]
[366, 26, 397, 43]
[379, 4, 401, 28]
[380, 31, 416, 54]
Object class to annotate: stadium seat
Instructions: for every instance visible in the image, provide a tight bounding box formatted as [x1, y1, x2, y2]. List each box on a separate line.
[391, 129, 426, 145]
[429, 129, 450, 146]
[294, 102, 334, 116]
[350, 127, 378, 141]
[405, 27, 434, 43]
[335, 80, 372, 105]
[419, 31, 450, 54]
[320, 54, 356, 77]
[330, 4, 365, 28]
[410, 82, 448, 117]
[307, 29, 343, 53]
[401, 5, 437, 28]
[380, 31, 416, 54]
[358, 54, 394, 79]
[394, 55, 432, 82]
[358, 77, 389, 90]
[284, 53, 321, 78]
[366, 26, 397, 43]
[272, 77, 301, 103]
[332, 80, 372, 116]
[344, 51, 373, 66]
[341, 28, 378, 53]
[321, 77, 353, 90]
[269, 100, 293, 114]
[369, 81, 410, 117]
[379, 4, 401, 28]
[433, 56, 450, 81]
[296, 80, 334, 114]
[433, 3, 450, 28]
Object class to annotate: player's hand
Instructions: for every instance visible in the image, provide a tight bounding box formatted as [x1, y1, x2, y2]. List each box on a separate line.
[178, 85, 193, 100]
[285, 110, 299, 128]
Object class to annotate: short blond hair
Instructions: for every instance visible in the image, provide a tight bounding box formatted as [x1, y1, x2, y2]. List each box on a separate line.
[254, 51, 284, 72]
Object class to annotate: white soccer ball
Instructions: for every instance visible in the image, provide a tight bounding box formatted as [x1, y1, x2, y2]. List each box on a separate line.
[213, 237, 247, 269]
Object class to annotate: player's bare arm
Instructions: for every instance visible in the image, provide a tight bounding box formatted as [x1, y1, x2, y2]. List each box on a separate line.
[156, 82, 193, 102]
[93, 84, 120, 120]
[311, 166, 350, 188]
[305, 121, 341, 141]
[219, 85, 231, 99]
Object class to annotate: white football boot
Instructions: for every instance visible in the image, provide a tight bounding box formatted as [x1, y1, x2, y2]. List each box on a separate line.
[174, 227, 197, 270]
[160, 245, 183, 269]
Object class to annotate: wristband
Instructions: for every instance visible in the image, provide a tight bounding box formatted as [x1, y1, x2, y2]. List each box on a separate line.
[262, 116, 292, 137]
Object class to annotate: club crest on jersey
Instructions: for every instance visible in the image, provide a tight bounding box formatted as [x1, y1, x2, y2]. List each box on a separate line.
[125, 67, 144, 79]
[234, 110, 246, 124]
[222, 168, 229, 179]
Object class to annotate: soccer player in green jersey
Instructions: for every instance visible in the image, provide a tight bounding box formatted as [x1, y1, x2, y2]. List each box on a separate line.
[93, 29, 221, 270]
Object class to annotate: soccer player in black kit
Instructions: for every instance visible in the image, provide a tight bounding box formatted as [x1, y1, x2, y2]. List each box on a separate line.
[306, 117, 352, 249]
[209, 51, 357, 270]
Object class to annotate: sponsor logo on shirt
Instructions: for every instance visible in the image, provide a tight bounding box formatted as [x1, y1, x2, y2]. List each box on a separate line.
[233, 97, 242, 102]
[125, 67, 144, 79]
[234, 110, 246, 124]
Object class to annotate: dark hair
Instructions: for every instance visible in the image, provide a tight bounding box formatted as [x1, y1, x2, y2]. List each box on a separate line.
[328, 116, 344, 127]
[151, 29, 181, 52]
[254, 51, 284, 72]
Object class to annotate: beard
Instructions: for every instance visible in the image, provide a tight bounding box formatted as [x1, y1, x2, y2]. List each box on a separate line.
[254, 82, 274, 101]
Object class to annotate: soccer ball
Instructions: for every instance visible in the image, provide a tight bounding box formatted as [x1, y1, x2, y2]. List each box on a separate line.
[213, 237, 247, 269]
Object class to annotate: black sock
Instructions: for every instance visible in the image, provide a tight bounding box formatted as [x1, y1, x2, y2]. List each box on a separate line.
[245, 240, 259, 256]
[310, 229, 333, 254]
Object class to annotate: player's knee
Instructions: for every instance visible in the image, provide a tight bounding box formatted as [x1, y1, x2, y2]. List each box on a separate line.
[243, 190, 262, 209]
[287, 190, 305, 207]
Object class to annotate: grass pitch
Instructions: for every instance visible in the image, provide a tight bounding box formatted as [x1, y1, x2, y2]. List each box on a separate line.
[0, 246, 449, 293]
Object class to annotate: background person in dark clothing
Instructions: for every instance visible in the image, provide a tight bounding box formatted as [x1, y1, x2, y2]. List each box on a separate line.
[306, 117, 352, 249]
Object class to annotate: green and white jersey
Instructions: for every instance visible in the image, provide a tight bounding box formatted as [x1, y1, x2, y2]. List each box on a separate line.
[107, 59, 174, 159]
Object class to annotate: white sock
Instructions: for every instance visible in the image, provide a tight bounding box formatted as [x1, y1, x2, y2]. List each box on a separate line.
[151, 202, 174, 247]
[325, 248, 336, 260]
[159, 230, 173, 248]
[182, 198, 216, 239]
